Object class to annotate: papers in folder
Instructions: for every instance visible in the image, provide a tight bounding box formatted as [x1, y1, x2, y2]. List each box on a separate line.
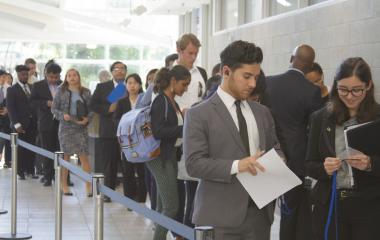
[107, 83, 126, 104]
[236, 148, 302, 209]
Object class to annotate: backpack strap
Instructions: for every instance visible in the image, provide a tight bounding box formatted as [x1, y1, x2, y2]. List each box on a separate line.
[197, 66, 208, 84]
[164, 95, 169, 121]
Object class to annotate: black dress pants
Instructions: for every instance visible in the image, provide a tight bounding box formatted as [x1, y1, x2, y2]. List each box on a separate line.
[99, 138, 121, 190]
[17, 122, 37, 176]
[40, 130, 60, 182]
[280, 184, 313, 240]
[121, 154, 147, 202]
[184, 180, 198, 227]
[312, 193, 380, 240]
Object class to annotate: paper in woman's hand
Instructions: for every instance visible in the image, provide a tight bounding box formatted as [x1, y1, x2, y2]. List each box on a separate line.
[337, 147, 364, 161]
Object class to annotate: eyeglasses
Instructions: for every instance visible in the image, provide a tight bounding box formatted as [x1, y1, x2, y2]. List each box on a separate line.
[112, 67, 126, 72]
[337, 87, 367, 97]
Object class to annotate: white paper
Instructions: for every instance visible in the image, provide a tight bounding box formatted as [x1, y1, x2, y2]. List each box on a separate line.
[236, 148, 302, 209]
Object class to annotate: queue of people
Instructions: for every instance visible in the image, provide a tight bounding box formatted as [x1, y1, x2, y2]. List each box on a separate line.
[0, 32, 379, 240]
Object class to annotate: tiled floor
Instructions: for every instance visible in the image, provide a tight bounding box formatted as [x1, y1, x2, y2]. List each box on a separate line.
[0, 162, 280, 240]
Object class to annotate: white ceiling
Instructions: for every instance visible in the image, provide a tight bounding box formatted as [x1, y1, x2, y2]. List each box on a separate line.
[0, 0, 209, 47]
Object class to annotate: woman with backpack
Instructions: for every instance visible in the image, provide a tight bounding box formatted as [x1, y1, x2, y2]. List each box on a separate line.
[113, 73, 147, 203]
[148, 65, 191, 240]
[52, 68, 92, 196]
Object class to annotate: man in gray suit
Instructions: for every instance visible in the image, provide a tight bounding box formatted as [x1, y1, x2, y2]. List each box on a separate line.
[184, 40, 282, 239]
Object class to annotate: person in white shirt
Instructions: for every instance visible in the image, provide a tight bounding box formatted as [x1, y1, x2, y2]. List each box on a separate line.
[173, 33, 208, 230]
[174, 33, 208, 111]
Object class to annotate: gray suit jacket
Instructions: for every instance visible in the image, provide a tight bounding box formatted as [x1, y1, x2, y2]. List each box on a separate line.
[184, 93, 282, 228]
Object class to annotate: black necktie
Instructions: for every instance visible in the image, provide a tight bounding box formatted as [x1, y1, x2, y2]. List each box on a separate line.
[235, 100, 250, 156]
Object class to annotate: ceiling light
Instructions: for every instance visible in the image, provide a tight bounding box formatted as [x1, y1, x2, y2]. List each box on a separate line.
[276, 0, 292, 7]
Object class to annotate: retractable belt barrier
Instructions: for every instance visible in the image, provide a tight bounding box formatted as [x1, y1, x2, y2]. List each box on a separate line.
[0, 132, 214, 240]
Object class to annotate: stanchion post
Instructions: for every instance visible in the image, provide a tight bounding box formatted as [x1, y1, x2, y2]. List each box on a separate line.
[54, 152, 64, 240]
[194, 226, 214, 240]
[93, 174, 104, 240]
[0, 133, 32, 239]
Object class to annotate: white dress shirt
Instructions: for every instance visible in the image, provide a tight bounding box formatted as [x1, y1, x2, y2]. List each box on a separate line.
[175, 64, 205, 109]
[217, 87, 260, 174]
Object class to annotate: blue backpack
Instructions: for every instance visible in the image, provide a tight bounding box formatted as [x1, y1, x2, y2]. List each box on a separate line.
[117, 97, 168, 163]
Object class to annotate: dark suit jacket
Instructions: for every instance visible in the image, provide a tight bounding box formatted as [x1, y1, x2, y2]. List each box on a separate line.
[266, 69, 323, 176]
[306, 107, 380, 205]
[90, 80, 118, 138]
[6, 83, 35, 131]
[30, 79, 61, 132]
[151, 93, 182, 164]
[184, 93, 282, 228]
[113, 96, 132, 125]
[0, 98, 11, 133]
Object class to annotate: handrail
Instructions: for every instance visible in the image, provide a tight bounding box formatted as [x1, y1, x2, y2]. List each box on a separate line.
[0, 132, 211, 240]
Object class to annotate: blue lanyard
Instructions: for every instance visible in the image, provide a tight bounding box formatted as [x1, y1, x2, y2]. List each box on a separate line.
[324, 171, 338, 240]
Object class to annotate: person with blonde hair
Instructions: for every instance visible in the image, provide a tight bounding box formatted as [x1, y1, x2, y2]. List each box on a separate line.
[52, 69, 92, 196]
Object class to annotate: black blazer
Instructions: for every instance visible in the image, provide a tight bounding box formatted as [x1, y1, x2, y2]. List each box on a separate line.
[6, 83, 35, 131]
[113, 96, 132, 125]
[30, 79, 61, 132]
[151, 93, 183, 164]
[90, 80, 118, 138]
[0, 98, 11, 133]
[306, 107, 380, 204]
[266, 69, 323, 176]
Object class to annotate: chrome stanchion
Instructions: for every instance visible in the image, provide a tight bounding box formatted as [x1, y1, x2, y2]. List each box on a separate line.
[93, 174, 104, 240]
[0, 133, 32, 239]
[195, 226, 214, 240]
[54, 152, 64, 240]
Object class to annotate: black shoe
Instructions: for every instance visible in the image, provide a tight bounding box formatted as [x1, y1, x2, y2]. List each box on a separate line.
[3, 163, 10, 168]
[87, 193, 93, 198]
[40, 176, 46, 183]
[63, 192, 73, 196]
[43, 181, 52, 187]
[29, 174, 39, 179]
[103, 196, 111, 203]
[18, 174, 26, 180]
[68, 181, 74, 187]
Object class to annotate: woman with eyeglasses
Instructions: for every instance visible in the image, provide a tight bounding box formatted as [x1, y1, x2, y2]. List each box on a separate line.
[305, 57, 380, 240]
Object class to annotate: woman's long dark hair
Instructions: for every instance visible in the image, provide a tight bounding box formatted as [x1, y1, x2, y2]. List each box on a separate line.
[328, 57, 379, 124]
[153, 65, 191, 93]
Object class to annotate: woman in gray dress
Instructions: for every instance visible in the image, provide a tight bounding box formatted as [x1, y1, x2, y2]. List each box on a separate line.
[52, 68, 92, 196]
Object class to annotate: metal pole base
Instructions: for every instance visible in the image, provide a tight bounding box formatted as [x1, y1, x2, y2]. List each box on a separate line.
[0, 209, 7, 214]
[0, 233, 32, 239]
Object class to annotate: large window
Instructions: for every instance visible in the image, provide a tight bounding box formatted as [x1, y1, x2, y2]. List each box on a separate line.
[270, 0, 299, 16]
[220, 0, 238, 29]
[67, 44, 105, 59]
[245, 0, 262, 23]
[0, 41, 170, 88]
[213, 0, 331, 31]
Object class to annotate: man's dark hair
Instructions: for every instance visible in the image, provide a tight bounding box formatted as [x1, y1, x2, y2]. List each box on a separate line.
[110, 61, 127, 72]
[165, 53, 178, 67]
[0, 70, 6, 76]
[220, 40, 263, 71]
[15, 65, 29, 72]
[45, 63, 62, 74]
[211, 63, 221, 77]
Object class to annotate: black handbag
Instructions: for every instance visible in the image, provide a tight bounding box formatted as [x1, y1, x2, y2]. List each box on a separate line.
[76, 100, 87, 120]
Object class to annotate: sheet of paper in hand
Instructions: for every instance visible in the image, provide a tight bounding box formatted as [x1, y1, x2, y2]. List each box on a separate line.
[236, 148, 302, 209]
